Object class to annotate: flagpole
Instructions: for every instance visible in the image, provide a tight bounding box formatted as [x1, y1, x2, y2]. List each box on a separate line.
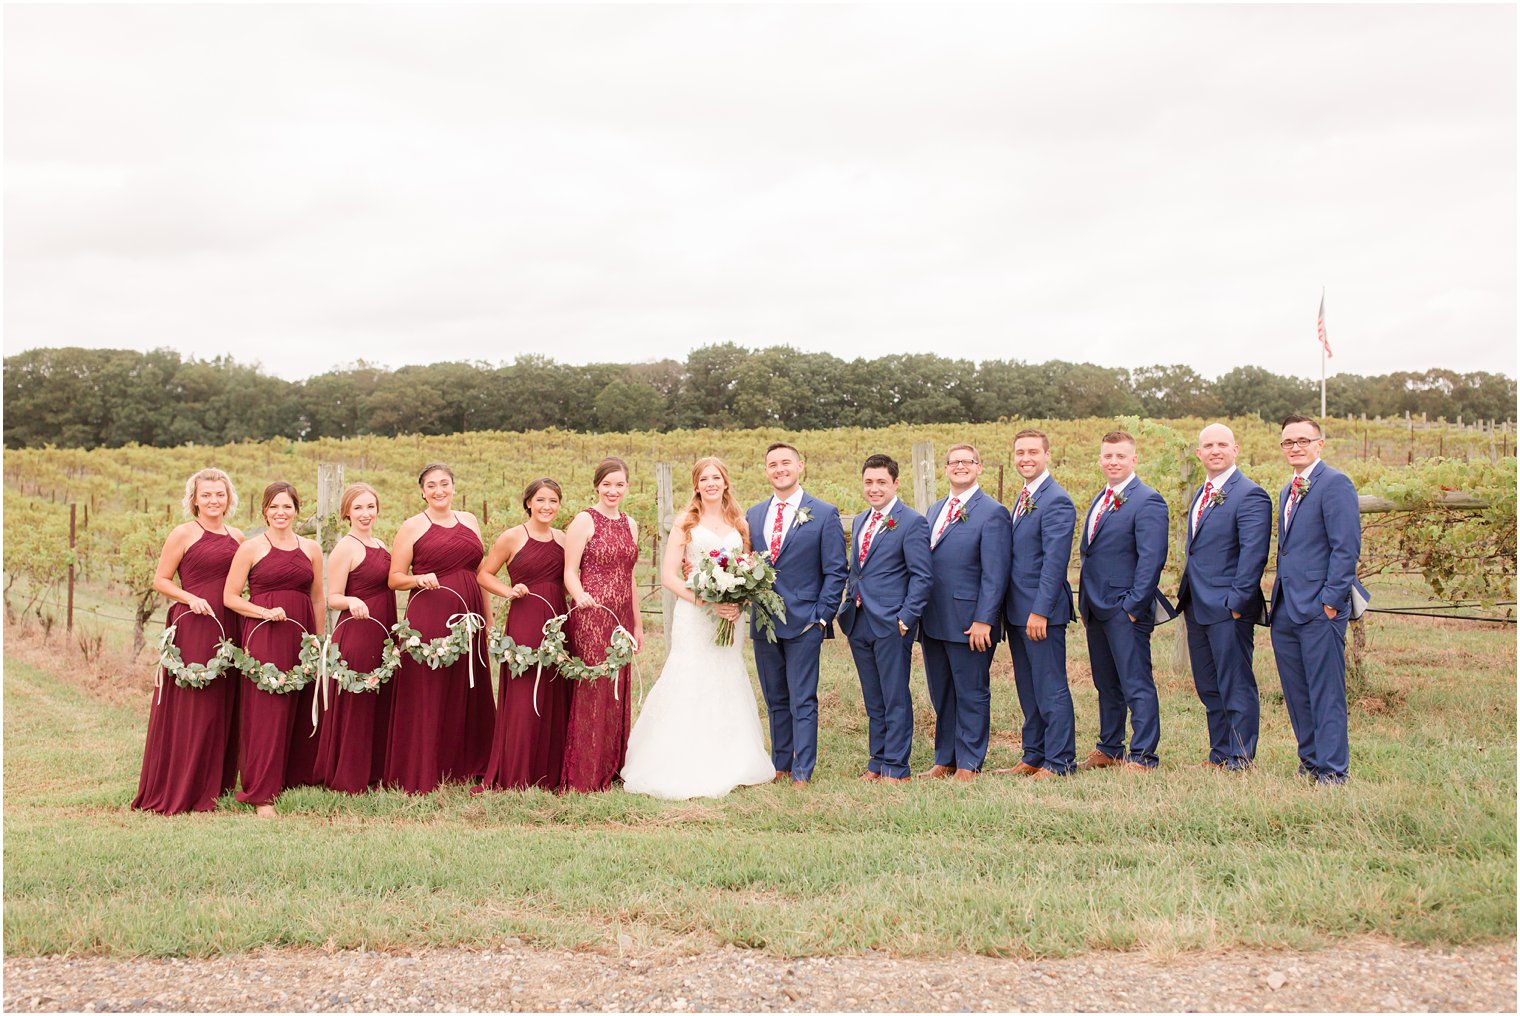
[1319, 286, 1327, 419]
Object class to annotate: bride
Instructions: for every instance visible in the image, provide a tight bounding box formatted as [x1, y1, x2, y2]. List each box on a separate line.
[621, 457, 776, 800]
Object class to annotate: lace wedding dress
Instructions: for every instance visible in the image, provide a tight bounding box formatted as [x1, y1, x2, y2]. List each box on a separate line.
[620, 525, 776, 799]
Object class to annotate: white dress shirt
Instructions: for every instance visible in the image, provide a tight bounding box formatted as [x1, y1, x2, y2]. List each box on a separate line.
[1013, 471, 1050, 521]
[931, 483, 980, 546]
[765, 489, 805, 553]
[1191, 465, 1237, 536]
[857, 496, 899, 558]
[1086, 473, 1136, 541]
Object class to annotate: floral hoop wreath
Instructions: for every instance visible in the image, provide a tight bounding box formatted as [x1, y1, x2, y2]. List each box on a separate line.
[226, 616, 320, 695]
[392, 584, 486, 687]
[305, 613, 403, 736]
[156, 610, 236, 701]
[483, 596, 639, 715]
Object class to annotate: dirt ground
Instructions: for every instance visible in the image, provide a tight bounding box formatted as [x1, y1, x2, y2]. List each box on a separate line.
[4, 938, 1514, 1012]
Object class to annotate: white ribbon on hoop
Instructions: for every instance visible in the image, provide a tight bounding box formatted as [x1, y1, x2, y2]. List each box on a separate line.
[447, 611, 486, 688]
[311, 634, 333, 736]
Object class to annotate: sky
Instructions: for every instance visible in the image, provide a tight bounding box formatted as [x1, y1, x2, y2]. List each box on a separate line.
[5, 4, 1516, 383]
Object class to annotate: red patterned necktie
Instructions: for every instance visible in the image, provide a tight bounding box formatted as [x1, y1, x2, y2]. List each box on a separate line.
[768, 501, 786, 559]
[858, 511, 883, 565]
[1193, 481, 1213, 533]
[1089, 488, 1114, 541]
[1284, 476, 1305, 526]
[1014, 487, 1032, 520]
[933, 497, 960, 546]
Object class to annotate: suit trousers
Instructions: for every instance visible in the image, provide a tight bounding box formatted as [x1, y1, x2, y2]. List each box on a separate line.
[1269, 611, 1349, 779]
[921, 635, 993, 771]
[1084, 611, 1161, 766]
[1008, 624, 1075, 774]
[752, 623, 824, 780]
[848, 628, 915, 779]
[1184, 610, 1260, 767]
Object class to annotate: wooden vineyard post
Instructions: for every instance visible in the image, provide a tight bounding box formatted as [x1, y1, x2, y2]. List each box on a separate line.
[656, 462, 675, 664]
[315, 463, 345, 628]
[67, 503, 77, 634]
[911, 441, 935, 515]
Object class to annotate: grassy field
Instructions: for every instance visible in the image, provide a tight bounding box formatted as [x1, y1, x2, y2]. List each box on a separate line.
[3, 592, 1514, 959]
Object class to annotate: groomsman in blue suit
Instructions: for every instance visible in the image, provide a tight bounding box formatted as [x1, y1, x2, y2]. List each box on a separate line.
[1001, 429, 1078, 779]
[837, 454, 933, 784]
[1269, 415, 1367, 786]
[746, 442, 848, 786]
[1077, 430, 1174, 772]
[1176, 423, 1272, 771]
[919, 444, 1011, 782]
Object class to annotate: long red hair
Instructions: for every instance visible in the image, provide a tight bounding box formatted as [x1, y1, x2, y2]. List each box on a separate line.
[678, 457, 748, 546]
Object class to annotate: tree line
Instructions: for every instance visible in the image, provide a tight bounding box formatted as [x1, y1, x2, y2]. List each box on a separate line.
[4, 344, 1514, 450]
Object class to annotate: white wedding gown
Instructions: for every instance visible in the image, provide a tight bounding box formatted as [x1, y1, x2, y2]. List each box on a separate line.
[620, 525, 776, 800]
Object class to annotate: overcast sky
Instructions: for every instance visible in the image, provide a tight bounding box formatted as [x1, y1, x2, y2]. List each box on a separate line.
[6, 4, 1515, 382]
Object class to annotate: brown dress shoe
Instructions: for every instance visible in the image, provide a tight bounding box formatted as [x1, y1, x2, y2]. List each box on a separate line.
[1028, 768, 1057, 781]
[952, 769, 978, 783]
[790, 778, 809, 788]
[1198, 760, 1225, 770]
[1122, 761, 1157, 773]
[1076, 749, 1122, 770]
[1009, 761, 1042, 776]
[859, 771, 882, 782]
[772, 770, 792, 784]
[880, 775, 911, 784]
[917, 764, 957, 779]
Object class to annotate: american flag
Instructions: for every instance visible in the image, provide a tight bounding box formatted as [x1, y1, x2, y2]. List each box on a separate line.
[1317, 291, 1333, 358]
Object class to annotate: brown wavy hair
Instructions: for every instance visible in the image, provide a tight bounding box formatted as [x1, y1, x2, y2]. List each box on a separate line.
[677, 457, 748, 546]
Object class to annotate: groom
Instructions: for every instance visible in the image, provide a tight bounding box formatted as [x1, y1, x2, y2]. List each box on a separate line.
[747, 442, 848, 786]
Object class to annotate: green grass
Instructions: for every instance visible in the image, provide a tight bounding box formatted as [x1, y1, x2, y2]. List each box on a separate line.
[3, 607, 1514, 958]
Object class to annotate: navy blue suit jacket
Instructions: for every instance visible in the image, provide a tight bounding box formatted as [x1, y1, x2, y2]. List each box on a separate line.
[1004, 478, 1076, 628]
[920, 488, 1012, 644]
[1077, 478, 1175, 623]
[1270, 462, 1368, 625]
[746, 492, 849, 640]
[1177, 470, 1272, 626]
[837, 501, 933, 641]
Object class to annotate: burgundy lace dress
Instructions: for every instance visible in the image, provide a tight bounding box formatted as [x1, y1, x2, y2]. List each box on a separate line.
[480, 533, 570, 790]
[315, 539, 398, 793]
[384, 518, 496, 793]
[132, 524, 241, 814]
[235, 543, 317, 806]
[560, 510, 638, 793]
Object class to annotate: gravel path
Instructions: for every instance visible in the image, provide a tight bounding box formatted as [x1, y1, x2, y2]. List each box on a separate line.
[5, 939, 1514, 1012]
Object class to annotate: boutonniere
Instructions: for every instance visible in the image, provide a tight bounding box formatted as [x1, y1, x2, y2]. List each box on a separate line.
[881, 516, 898, 532]
[950, 503, 970, 525]
[1110, 490, 1128, 510]
[795, 506, 813, 525]
[1207, 489, 1226, 508]
[1294, 479, 1312, 498]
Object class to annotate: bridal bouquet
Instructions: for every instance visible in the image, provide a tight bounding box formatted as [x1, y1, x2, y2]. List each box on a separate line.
[687, 548, 787, 647]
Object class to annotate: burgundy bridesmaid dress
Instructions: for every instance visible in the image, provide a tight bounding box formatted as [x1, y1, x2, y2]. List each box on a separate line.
[384, 518, 496, 793]
[131, 524, 242, 814]
[235, 543, 317, 806]
[314, 538, 398, 793]
[560, 510, 638, 793]
[479, 533, 571, 791]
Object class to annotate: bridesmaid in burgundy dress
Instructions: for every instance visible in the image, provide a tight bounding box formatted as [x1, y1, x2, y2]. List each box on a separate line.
[132, 468, 245, 814]
[314, 483, 398, 793]
[223, 482, 325, 818]
[476, 478, 570, 791]
[385, 464, 496, 793]
[560, 458, 645, 792]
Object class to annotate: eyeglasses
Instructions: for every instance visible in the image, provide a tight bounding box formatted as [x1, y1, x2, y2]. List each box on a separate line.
[946, 458, 979, 467]
[1279, 438, 1320, 449]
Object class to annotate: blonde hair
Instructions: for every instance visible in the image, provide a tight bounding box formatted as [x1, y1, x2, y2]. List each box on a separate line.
[181, 467, 238, 519]
[340, 482, 380, 521]
[678, 457, 748, 545]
